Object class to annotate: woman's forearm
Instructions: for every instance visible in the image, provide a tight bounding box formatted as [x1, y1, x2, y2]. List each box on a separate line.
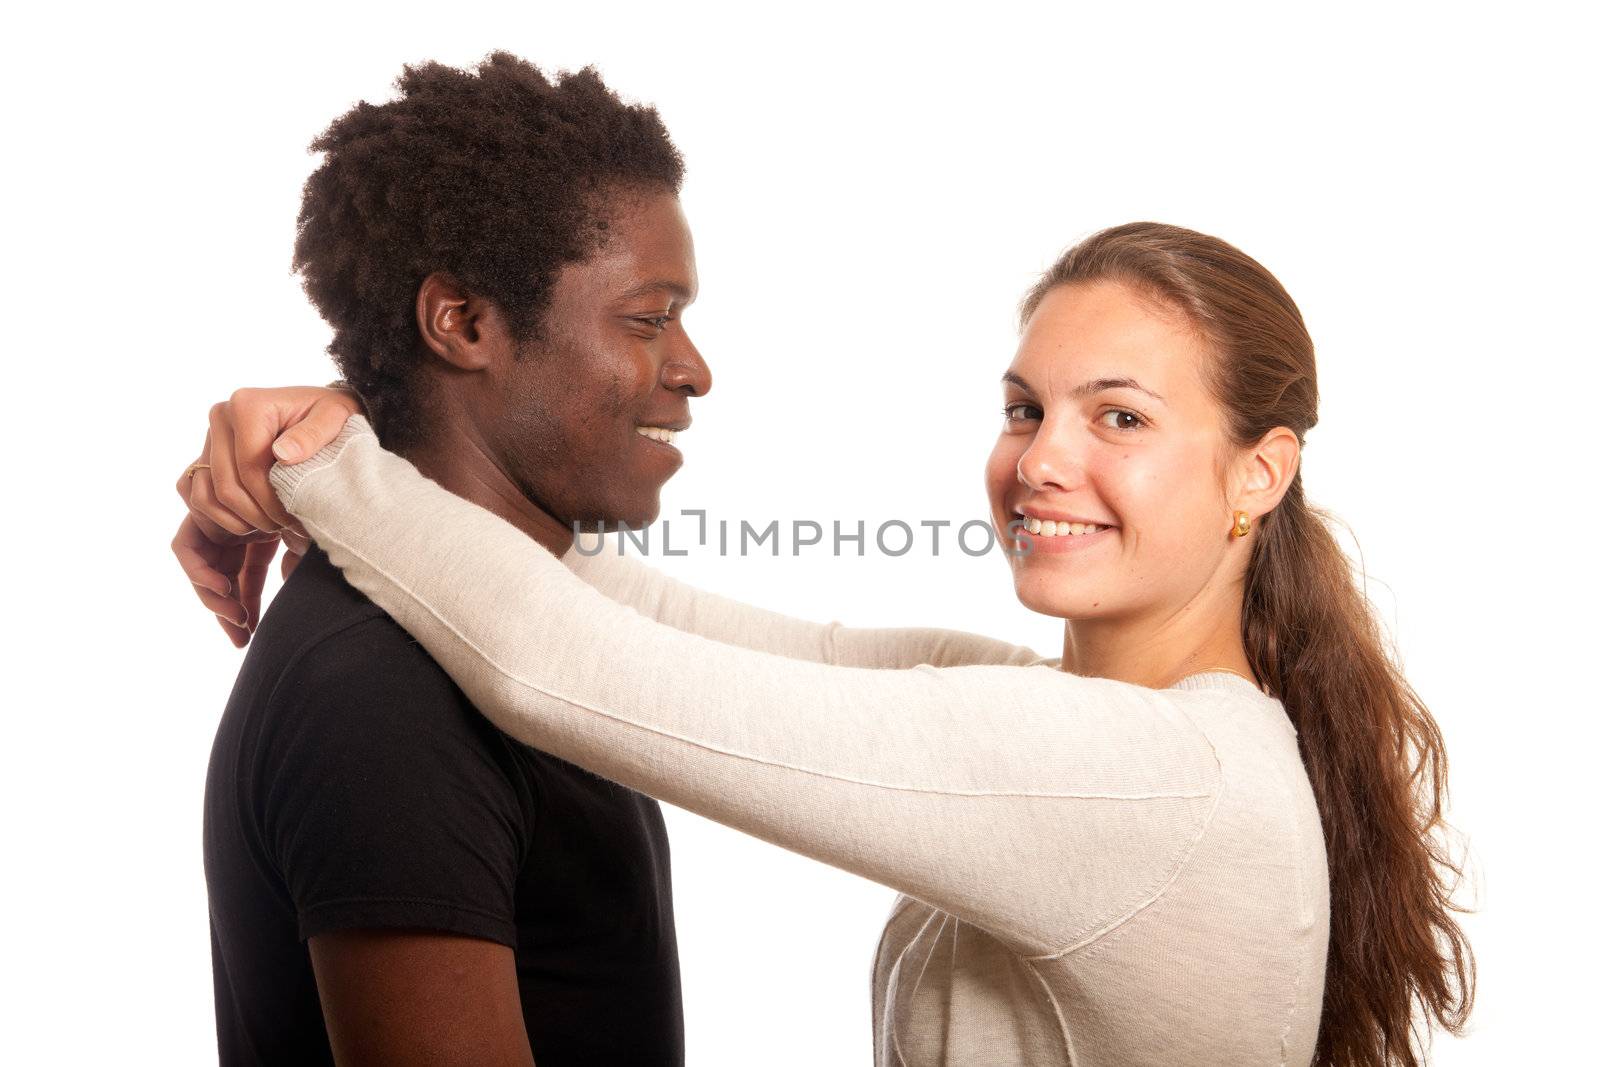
[273, 416, 1220, 956]
[563, 543, 1052, 669]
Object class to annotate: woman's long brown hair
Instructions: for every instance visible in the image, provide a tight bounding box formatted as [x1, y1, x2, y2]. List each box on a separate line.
[1021, 223, 1475, 1066]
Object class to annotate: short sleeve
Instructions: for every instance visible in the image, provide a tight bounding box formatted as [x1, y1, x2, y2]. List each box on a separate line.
[256, 616, 533, 946]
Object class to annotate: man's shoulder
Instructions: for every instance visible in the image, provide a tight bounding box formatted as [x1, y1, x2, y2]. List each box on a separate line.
[207, 558, 538, 960]
[229, 545, 484, 743]
[264, 546, 446, 676]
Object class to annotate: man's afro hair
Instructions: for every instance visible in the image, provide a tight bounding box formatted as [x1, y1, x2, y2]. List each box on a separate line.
[292, 51, 685, 451]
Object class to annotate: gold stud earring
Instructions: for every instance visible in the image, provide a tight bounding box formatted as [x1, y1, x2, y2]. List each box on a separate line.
[1230, 510, 1251, 538]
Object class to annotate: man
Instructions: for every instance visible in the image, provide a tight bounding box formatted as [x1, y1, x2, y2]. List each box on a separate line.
[181, 52, 710, 1065]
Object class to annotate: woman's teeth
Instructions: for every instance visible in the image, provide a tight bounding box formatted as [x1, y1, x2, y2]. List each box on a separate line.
[636, 426, 678, 444]
[1021, 515, 1107, 537]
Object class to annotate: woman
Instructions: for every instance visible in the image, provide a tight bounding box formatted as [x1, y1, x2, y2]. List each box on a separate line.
[178, 223, 1474, 1065]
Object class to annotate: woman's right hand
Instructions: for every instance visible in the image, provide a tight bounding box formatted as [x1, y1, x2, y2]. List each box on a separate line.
[172, 384, 365, 647]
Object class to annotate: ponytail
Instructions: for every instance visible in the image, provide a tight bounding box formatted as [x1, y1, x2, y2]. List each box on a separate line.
[1247, 476, 1474, 1065]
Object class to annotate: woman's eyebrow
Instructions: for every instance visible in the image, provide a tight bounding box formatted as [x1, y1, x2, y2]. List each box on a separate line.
[1075, 376, 1166, 403]
[1001, 371, 1165, 404]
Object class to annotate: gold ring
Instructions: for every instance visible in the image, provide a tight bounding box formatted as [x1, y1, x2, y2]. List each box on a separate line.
[187, 462, 212, 480]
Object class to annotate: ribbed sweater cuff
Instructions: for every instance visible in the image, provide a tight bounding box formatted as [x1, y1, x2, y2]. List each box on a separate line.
[269, 413, 376, 511]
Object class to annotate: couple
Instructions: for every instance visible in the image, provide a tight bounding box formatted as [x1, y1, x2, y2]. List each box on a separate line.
[176, 53, 1472, 1067]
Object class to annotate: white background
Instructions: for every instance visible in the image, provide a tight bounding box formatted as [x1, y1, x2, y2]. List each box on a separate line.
[5, 1, 1594, 1062]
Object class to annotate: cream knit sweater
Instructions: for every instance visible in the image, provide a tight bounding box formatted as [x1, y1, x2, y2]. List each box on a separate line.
[270, 415, 1330, 1066]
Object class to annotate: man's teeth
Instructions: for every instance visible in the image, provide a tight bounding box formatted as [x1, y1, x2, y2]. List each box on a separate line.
[1021, 515, 1108, 537]
[636, 426, 678, 444]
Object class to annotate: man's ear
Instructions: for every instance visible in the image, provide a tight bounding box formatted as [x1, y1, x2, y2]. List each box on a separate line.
[415, 272, 506, 371]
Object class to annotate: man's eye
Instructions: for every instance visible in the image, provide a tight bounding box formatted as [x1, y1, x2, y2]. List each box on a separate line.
[634, 315, 671, 330]
[1003, 402, 1042, 423]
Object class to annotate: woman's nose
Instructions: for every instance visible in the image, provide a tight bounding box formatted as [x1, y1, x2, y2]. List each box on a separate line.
[1016, 435, 1080, 493]
[662, 333, 712, 397]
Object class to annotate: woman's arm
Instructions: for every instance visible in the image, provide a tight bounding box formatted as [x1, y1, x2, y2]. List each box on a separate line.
[173, 380, 1045, 671]
[272, 416, 1221, 956]
[563, 542, 1053, 670]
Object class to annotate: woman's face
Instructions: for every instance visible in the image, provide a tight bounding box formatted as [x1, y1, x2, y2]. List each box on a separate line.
[984, 279, 1241, 621]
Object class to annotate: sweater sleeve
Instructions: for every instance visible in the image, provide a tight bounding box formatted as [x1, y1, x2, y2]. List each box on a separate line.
[271, 416, 1223, 956]
[561, 540, 1053, 669]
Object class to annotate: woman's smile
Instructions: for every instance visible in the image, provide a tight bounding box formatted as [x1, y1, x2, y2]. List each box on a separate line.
[1011, 515, 1117, 556]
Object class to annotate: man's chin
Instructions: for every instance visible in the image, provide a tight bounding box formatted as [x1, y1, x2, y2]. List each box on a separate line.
[569, 501, 662, 533]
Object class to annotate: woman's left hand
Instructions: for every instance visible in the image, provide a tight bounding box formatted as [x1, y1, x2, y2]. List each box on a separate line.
[173, 384, 364, 646]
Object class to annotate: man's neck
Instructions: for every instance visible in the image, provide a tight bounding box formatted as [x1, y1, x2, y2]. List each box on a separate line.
[400, 435, 574, 557]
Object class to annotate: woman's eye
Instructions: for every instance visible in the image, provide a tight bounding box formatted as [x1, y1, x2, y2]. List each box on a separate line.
[1098, 408, 1147, 432]
[1003, 403, 1042, 424]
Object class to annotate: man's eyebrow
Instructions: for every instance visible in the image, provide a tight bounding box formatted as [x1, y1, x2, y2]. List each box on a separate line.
[1000, 371, 1166, 404]
[617, 280, 696, 303]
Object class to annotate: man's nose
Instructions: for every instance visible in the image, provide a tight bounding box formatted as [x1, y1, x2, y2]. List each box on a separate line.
[661, 332, 712, 397]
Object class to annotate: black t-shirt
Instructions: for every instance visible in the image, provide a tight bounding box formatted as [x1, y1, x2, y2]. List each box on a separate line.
[203, 544, 683, 1066]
